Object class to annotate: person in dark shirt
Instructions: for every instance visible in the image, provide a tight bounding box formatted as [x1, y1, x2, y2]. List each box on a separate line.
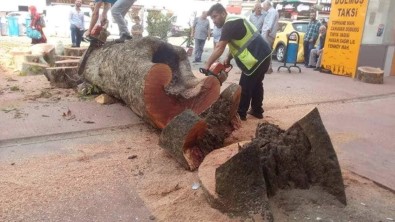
[308, 25, 326, 70]
[205, 3, 272, 121]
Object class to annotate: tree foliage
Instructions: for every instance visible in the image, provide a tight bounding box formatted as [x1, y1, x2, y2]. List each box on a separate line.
[146, 9, 173, 41]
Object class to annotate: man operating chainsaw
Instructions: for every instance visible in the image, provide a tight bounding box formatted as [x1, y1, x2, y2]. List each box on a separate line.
[205, 3, 272, 121]
[85, 0, 114, 40]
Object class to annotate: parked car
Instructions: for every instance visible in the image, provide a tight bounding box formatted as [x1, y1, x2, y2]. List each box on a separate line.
[273, 20, 309, 63]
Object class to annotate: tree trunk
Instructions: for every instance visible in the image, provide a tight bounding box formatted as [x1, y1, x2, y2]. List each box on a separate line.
[64, 47, 88, 57]
[45, 66, 82, 88]
[159, 83, 241, 171]
[198, 108, 346, 218]
[21, 62, 49, 75]
[356, 66, 384, 84]
[83, 37, 221, 129]
[55, 59, 80, 67]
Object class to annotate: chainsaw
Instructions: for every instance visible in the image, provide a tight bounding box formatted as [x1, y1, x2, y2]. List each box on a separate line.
[78, 19, 110, 75]
[199, 62, 233, 85]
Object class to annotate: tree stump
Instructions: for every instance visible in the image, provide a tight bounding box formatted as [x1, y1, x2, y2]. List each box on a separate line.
[55, 59, 80, 67]
[83, 37, 221, 129]
[44, 66, 82, 88]
[10, 48, 31, 71]
[55, 55, 82, 61]
[356, 66, 384, 84]
[21, 62, 49, 75]
[31, 43, 56, 66]
[64, 47, 88, 57]
[198, 108, 346, 218]
[24, 54, 47, 64]
[159, 83, 241, 171]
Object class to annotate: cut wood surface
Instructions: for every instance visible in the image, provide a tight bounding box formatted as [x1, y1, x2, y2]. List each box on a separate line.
[64, 47, 88, 57]
[159, 110, 208, 170]
[55, 55, 82, 61]
[198, 108, 347, 218]
[21, 62, 49, 76]
[55, 59, 80, 67]
[31, 43, 56, 66]
[45, 66, 82, 88]
[159, 83, 241, 171]
[83, 37, 221, 129]
[356, 66, 384, 84]
[24, 54, 47, 64]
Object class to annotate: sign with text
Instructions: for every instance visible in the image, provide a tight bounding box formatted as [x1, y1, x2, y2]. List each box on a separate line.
[322, 0, 368, 77]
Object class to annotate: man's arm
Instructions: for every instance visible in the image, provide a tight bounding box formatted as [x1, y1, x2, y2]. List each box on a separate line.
[204, 40, 228, 70]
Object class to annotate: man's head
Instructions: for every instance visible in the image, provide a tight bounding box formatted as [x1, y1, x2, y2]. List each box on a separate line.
[75, 0, 82, 8]
[262, 0, 272, 12]
[208, 3, 227, 28]
[201, 11, 208, 19]
[319, 25, 326, 35]
[310, 11, 316, 21]
[253, 3, 262, 15]
[89, 1, 95, 12]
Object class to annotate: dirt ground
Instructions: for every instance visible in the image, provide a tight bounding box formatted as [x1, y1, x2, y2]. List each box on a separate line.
[1, 39, 394, 222]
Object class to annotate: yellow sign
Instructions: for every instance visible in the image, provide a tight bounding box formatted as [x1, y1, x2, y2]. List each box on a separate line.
[322, 0, 368, 77]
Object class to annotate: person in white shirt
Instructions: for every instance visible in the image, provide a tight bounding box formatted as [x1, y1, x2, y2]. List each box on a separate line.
[261, 0, 279, 73]
[249, 3, 266, 32]
[69, 0, 84, 47]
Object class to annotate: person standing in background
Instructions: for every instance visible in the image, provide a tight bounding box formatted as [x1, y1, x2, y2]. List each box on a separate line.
[261, 0, 279, 74]
[191, 11, 211, 63]
[131, 16, 143, 39]
[29, 5, 47, 44]
[212, 26, 222, 48]
[69, 0, 84, 47]
[303, 11, 321, 67]
[249, 3, 266, 32]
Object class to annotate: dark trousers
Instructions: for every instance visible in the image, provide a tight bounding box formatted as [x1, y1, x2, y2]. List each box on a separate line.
[238, 57, 271, 117]
[70, 25, 83, 47]
[303, 40, 314, 66]
[194, 39, 206, 62]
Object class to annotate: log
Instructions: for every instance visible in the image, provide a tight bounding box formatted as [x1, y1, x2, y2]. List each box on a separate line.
[21, 62, 49, 75]
[10, 48, 31, 71]
[95, 94, 118, 104]
[356, 66, 384, 84]
[83, 37, 221, 129]
[159, 83, 241, 170]
[159, 110, 208, 170]
[55, 55, 82, 61]
[31, 43, 56, 66]
[24, 54, 47, 64]
[55, 59, 80, 67]
[198, 108, 346, 218]
[44, 66, 82, 88]
[64, 46, 88, 57]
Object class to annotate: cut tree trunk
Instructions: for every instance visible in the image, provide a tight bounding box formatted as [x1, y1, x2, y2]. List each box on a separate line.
[21, 62, 49, 75]
[356, 66, 384, 84]
[199, 108, 346, 218]
[31, 43, 56, 66]
[55, 59, 80, 67]
[159, 83, 241, 171]
[45, 66, 82, 88]
[83, 37, 221, 129]
[24, 54, 47, 64]
[64, 46, 88, 57]
[55, 55, 81, 61]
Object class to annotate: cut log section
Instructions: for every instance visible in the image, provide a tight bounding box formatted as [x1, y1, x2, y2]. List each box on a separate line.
[44, 66, 82, 88]
[55, 59, 80, 67]
[83, 37, 221, 129]
[24, 54, 47, 64]
[31, 43, 56, 66]
[159, 83, 241, 171]
[10, 48, 31, 71]
[21, 62, 49, 75]
[55, 55, 82, 61]
[356, 66, 384, 84]
[64, 47, 88, 57]
[199, 108, 346, 218]
[159, 110, 208, 170]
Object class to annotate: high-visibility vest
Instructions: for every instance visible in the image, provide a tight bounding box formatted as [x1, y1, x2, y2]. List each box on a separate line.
[225, 16, 272, 75]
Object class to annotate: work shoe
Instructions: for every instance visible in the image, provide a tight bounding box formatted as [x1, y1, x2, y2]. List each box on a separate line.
[115, 34, 132, 43]
[240, 115, 247, 121]
[247, 110, 263, 119]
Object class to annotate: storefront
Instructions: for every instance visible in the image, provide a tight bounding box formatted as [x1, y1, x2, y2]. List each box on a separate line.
[321, 0, 395, 77]
[273, 0, 317, 20]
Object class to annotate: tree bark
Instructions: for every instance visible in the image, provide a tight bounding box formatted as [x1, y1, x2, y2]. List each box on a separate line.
[64, 47, 88, 57]
[45, 66, 82, 88]
[159, 83, 241, 171]
[356, 66, 384, 84]
[83, 37, 221, 129]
